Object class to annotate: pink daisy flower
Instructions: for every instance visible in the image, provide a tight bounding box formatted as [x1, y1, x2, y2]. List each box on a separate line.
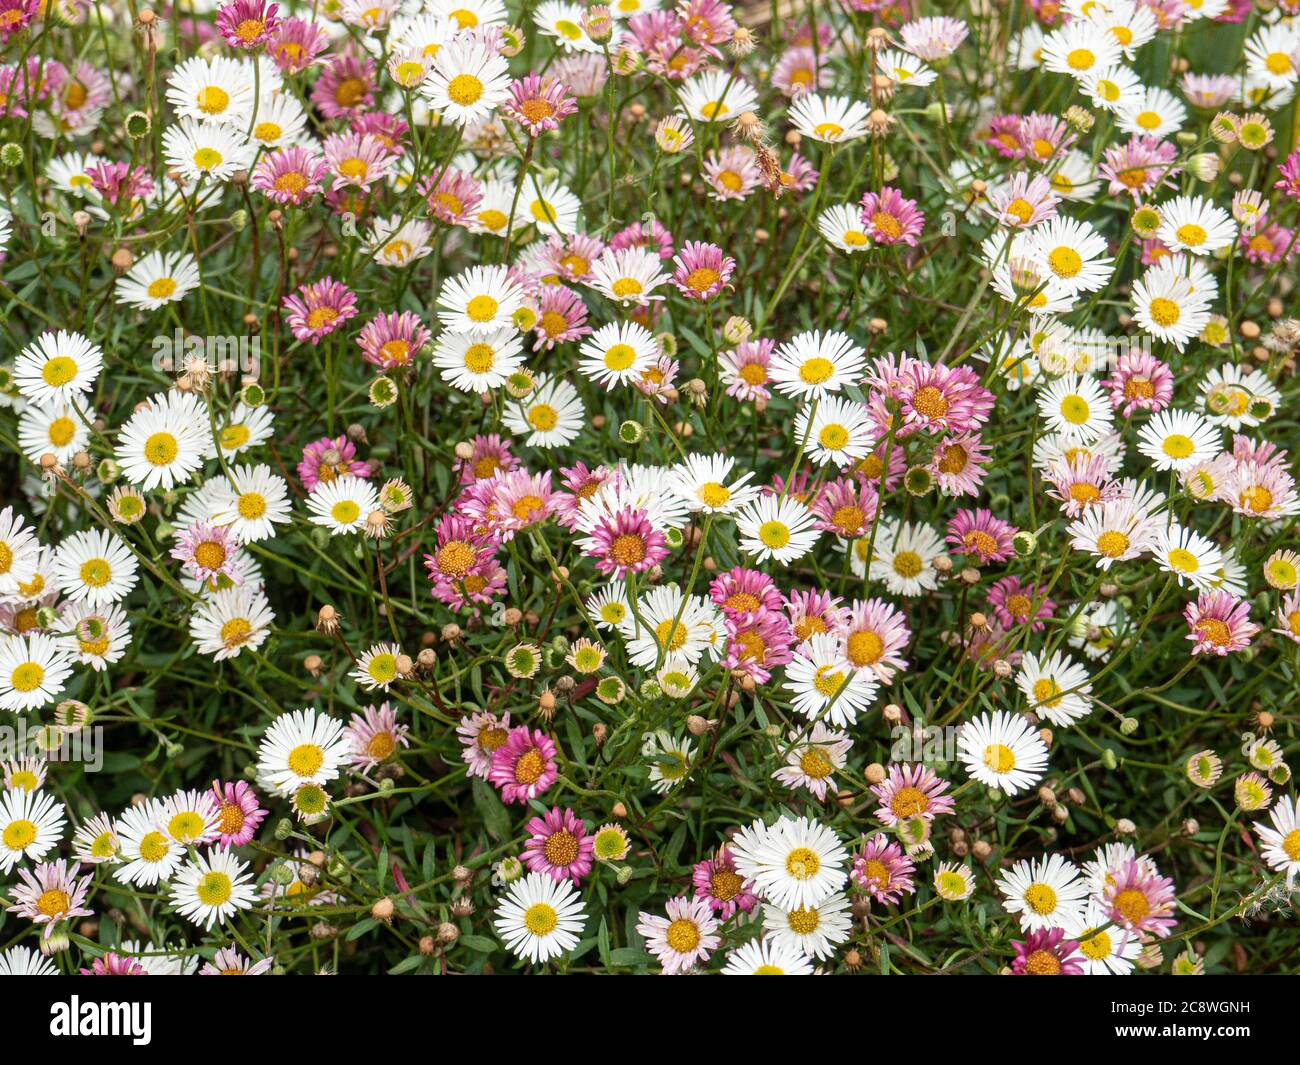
[352, 111, 409, 155]
[267, 16, 330, 74]
[778, 150, 820, 194]
[1240, 223, 1295, 265]
[986, 114, 1028, 159]
[532, 284, 593, 350]
[210, 779, 268, 847]
[636, 896, 720, 974]
[709, 566, 783, 618]
[298, 434, 372, 490]
[1099, 135, 1181, 200]
[785, 588, 847, 645]
[1101, 349, 1174, 416]
[171, 522, 245, 587]
[720, 337, 774, 402]
[722, 609, 795, 684]
[424, 513, 501, 607]
[88, 160, 155, 206]
[423, 166, 483, 227]
[82, 952, 149, 976]
[671, 240, 735, 300]
[811, 475, 879, 537]
[312, 52, 375, 119]
[984, 172, 1060, 228]
[692, 846, 759, 918]
[580, 505, 668, 578]
[1274, 589, 1300, 645]
[1184, 590, 1258, 656]
[502, 73, 578, 136]
[199, 946, 274, 975]
[946, 508, 1017, 564]
[216, 0, 280, 48]
[1275, 149, 1300, 202]
[772, 46, 827, 96]
[357, 310, 430, 371]
[859, 186, 925, 246]
[837, 597, 910, 680]
[488, 727, 559, 805]
[851, 833, 916, 905]
[899, 362, 994, 436]
[986, 576, 1056, 631]
[1046, 453, 1123, 516]
[552, 461, 613, 529]
[1103, 859, 1178, 939]
[323, 131, 396, 190]
[704, 145, 761, 202]
[0, 0, 39, 42]
[458, 468, 557, 541]
[899, 14, 969, 60]
[1019, 112, 1077, 164]
[1011, 928, 1084, 975]
[533, 234, 607, 284]
[282, 276, 359, 345]
[522, 807, 594, 883]
[609, 218, 674, 260]
[457, 710, 511, 778]
[930, 432, 991, 497]
[7, 859, 93, 938]
[678, 0, 736, 49]
[251, 145, 328, 205]
[870, 763, 955, 826]
[455, 433, 518, 485]
[345, 702, 411, 769]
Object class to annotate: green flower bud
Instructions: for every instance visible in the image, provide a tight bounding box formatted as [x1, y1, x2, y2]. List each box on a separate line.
[619, 419, 644, 444]
[125, 111, 152, 139]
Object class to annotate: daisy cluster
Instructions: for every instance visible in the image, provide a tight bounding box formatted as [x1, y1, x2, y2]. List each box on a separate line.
[0, 0, 1299, 978]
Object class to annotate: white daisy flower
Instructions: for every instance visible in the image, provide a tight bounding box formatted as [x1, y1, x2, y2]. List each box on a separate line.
[432, 328, 527, 393]
[878, 48, 936, 88]
[1155, 521, 1223, 591]
[616, 585, 723, 668]
[13, 330, 104, 408]
[189, 583, 274, 661]
[735, 494, 820, 565]
[796, 394, 876, 469]
[1082, 64, 1143, 113]
[17, 402, 89, 465]
[1037, 372, 1115, 441]
[0, 787, 66, 872]
[113, 800, 182, 886]
[58, 601, 131, 671]
[532, 0, 604, 51]
[1067, 498, 1159, 568]
[0, 946, 58, 976]
[209, 464, 294, 543]
[0, 507, 42, 601]
[762, 891, 853, 960]
[502, 374, 585, 448]
[421, 35, 511, 125]
[437, 264, 525, 335]
[1254, 796, 1300, 886]
[728, 815, 850, 911]
[1131, 265, 1211, 351]
[956, 710, 1050, 795]
[425, 0, 508, 30]
[1244, 23, 1300, 91]
[866, 519, 947, 595]
[1060, 899, 1143, 974]
[667, 452, 760, 515]
[171, 848, 259, 929]
[1136, 408, 1220, 472]
[520, 177, 582, 236]
[1016, 649, 1093, 728]
[162, 117, 258, 183]
[587, 246, 671, 305]
[769, 329, 866, 400]
[247, 91, 309, 149]
[817, 204, 872, 253]
[165, 55, 257, 125]
[494, 871, 587, 964]
[1022, 216, 1114, 293]
[351, 641, 403, 691]
[720, 936, 815, 975]
[1156, 194, 1236, 254]
[1040, 20, 1123, 78]
[256, 708, 351, 797]
[115, 389, 213, 491]
[788, 93, 870, 143]
[678, 70, 759, 123]
[54, 529, 139, 607]
[306, 475, 381, 534]
[997, 853, 1089, 932]
[1116, 86, 1188, 137]
[577, 321, 657, 390]
[116, 250, 203, 311]
[0, 632, 73, 712]
[217, 402, 275, 457]
[783, 631, 879, 727]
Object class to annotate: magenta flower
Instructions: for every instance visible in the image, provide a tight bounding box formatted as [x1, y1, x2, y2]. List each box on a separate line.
[298, 434, 373, 491]
[345, 702, 411, 769]
[0, 0, 39, 42]
[323, 131, 396, 190]
[899, 361, 994, 435]
[281, 276, 358, 345]
[216, 0, 280, 49]
[251, 145, 328, 205]
[851, 833, 916, 904]
[458, 468, 557, 541]
[581, 505, 668, 578]
[722, 608, 795, 684]
[311, 52, 375, 119]
[357, 310, 431, 371]
[671, 240, 735, 300]
[1275, 149, 1300, 202]
[811, 475, 880, 537]
[1099, 135, 1181, 200]
[859, 186, 925, 246]
[171, 522, 245, 587]
[81, 952, 149, 976]
[1240, 223, 1294, 265]
[7, 859, 93, 938]
[610, 218, 674, 260]
[692, 846, 759, 918]
[986, 576, 1056, 632]
[454, 433, 518, 485]
[522, 807, 594, 883]
[267, 16, 330, 74]
[709, 566, 783, 618]
[424, 513, 503, 609]
[1101, 349, 1173, 416]
[1011, 928, 1084, 975]
[1104, 859, 1178, 939]
[210, 779, 268, 847]
[422, 166, 483, 226]
[946, 507, 1017, 564]
[488, 727, 559, 804]
[1184, 590, 1259, 656]
[502, 73, 578, 136]
[871, 762, 955, 826]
